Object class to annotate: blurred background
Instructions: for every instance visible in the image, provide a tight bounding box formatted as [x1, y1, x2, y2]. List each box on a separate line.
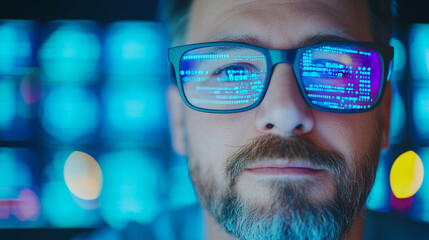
[0, 0, 428, 239]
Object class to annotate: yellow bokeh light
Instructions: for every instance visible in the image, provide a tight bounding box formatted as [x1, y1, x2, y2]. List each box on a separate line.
[64, 151, 103, 200]
[390, 151, 424, 199]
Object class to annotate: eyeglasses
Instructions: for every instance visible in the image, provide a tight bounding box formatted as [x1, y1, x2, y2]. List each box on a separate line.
[168, 41, 394, 113]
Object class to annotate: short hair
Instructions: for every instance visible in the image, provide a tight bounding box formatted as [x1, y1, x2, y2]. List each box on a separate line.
[161, 0, 396, 46]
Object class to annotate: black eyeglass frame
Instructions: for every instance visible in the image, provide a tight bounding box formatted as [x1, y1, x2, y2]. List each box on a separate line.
[168, 41, 394, 114]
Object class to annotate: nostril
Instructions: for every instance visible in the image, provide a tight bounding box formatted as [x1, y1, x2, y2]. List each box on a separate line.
[266, 123, 275, 129]
[295, 123, 304, 131]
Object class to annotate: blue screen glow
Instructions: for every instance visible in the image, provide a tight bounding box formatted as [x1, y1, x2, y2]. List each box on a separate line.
[409, 24, 429, 82]
[0, 21, 32, 75]
[41, 86, 99, 142]
[98, 150, 161, 229]
[102, 81, 167, 144]
[105, 21, 167, 77]
[389, 89, 406, 143]
[41, 151, 100, 227]
[38, 21, 100, 83]
[412, 87, 429, 141]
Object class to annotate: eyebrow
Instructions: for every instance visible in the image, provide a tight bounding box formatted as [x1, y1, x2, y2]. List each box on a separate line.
[211, 33, 356, 49]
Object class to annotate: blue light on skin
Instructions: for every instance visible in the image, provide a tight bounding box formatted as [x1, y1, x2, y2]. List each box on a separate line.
[98, 150, 161, 229]
[412, 87, 429, 141]
[102, 80, 167, 143]
[0, 148, 32, 199]
[104, 21, 167, 77]
[38, 21, 100, 83]
[409, 24, 429, 81]
[0, 78, 16, 131]
[41, 86, 99, 142]
[41, 151, 99, 227]
[410, 148, 429, 223]
[0, 21, 32, 75]
[366, 156, 390, 212]
[389, 89, 406, 144]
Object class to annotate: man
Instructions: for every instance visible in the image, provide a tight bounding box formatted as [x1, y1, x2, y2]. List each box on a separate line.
[165, 0, 394, 239]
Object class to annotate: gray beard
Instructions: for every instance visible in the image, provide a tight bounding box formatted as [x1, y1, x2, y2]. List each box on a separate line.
[187, 134, 381, 240]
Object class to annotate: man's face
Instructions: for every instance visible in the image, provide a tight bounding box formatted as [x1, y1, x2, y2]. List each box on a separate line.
[169, 0, 391, 239]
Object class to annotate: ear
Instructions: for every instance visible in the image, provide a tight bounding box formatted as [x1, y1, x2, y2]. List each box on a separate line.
[380, 82, 392, 150]
[167, 85, 186, 155]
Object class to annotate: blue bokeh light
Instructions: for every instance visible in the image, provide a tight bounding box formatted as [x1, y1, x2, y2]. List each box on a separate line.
[41, 86, 99, 142]
[409, 24, 429, 81]
[99, 150, 161, 229]
[0, 78, 16, 131]
[412, 87, 429, 141]
[102, 81, 167, 144]
[0, 148, 32, 199]
[38, 21, 100, 83]
[0, 21, 32, 75]
[41, 151, 99, 228]
[166, 155, 197, 209]
[366, 156, 390, 212]
[389, 89, 406, 143]
[105, 21, 167, 77]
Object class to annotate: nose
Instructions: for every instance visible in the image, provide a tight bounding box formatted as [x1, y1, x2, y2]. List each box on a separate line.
[254, 64, 315, 137]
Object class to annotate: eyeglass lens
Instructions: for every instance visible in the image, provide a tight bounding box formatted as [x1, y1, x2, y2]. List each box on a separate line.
[300, 44, 382, 111]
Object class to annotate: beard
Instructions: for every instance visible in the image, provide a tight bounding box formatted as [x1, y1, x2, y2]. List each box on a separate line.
[187, 133, 381, 240]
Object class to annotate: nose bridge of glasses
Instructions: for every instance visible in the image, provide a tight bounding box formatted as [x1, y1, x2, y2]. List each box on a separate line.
[268, 49, 296, 67]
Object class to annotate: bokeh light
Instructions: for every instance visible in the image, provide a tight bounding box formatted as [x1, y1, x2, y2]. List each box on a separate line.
[42, 151, 99, 227]
[64, 151, 103, 200]
[0, 78, 16, 131]
[409, 148, 429, 222]
[99, 150, 161, 229]
[105, 21, 167, 77]
[412, 87, 429, 141]
[0, 149, 40, 226]
[389, 89, 406, 143]
[390, 38, 407, 82]
[20, 69, 42, 104]
[102, 81, 167, 143]
[41, 86, 99, 142]
[0, 21, 32, 75]
[409, 24, 429, 81]
[390, 151, 424, 199]
[366, 158, 390, 212]
[14, 188, 41, 222]
[166, 160, 198, 209]
[390, 192, 414, 212]
[38, 21, 100, 83]
[0, 148, 32, 198]
[42, 181, 99, 227]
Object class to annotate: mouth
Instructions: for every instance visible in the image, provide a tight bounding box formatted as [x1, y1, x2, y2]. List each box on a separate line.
[244, 160, 324, 176]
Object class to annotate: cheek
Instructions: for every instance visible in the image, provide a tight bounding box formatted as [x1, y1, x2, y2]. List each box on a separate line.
[185, 110, 255, 184]
[313, 112, 380, 165]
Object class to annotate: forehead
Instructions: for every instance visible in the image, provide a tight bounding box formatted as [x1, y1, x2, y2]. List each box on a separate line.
[187, 0, 372, 47]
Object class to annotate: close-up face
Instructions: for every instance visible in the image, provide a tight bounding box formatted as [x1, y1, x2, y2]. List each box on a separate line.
[168, 0, 392, 239]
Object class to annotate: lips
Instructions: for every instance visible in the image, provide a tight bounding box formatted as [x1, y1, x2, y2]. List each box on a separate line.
[244, 160, 324, 176]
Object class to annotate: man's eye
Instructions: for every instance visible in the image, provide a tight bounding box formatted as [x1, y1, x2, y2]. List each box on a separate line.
[212, 63, 258, 81]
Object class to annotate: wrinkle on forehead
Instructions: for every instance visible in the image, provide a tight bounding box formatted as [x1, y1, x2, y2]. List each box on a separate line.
[188, 0, 372, 47]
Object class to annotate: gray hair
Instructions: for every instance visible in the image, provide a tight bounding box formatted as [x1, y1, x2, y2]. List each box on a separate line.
[160, 0, 396, 46]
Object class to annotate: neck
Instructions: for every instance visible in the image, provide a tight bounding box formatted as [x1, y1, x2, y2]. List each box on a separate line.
[204, 208, 366, 240]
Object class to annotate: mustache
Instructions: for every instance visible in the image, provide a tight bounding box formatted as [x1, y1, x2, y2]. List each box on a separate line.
[226, 134, 346, 183]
